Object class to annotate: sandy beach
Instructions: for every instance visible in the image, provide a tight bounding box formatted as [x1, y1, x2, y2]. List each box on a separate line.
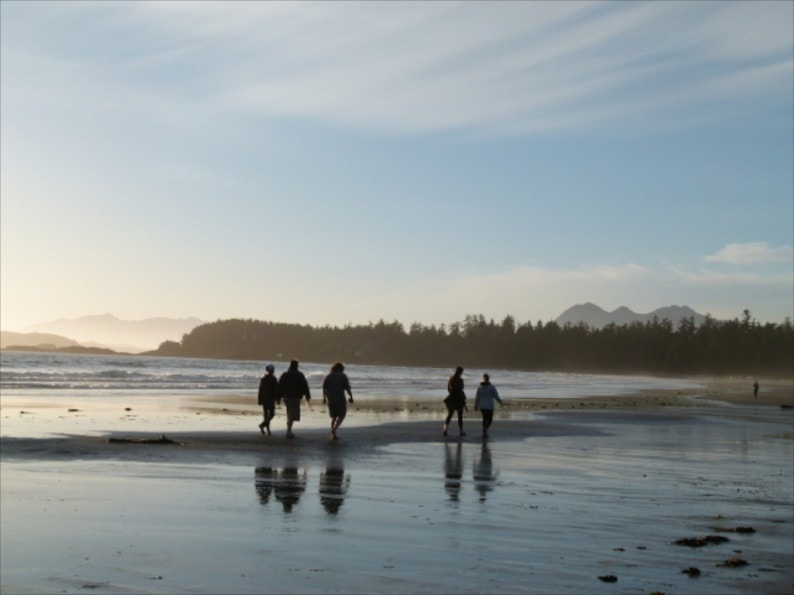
[1, 377, 792, 594]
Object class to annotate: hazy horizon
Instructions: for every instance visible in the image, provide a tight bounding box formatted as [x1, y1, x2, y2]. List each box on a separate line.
[2, 2, 792, 330]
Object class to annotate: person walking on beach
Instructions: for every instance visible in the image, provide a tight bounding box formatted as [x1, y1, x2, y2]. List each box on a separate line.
[753, 380, 760, 399]
[278, 360, 311, 439]
[257, 364, 279, 435]
[322, 362, 354, 440]
[474, 373, 503, 439]
[443, 366, 467, 437]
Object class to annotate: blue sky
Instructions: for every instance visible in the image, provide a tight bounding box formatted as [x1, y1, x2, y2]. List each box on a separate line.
[1, 1, 792, 330]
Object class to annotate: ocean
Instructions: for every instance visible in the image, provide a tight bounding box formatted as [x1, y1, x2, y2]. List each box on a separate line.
[0, 350, 701, 401]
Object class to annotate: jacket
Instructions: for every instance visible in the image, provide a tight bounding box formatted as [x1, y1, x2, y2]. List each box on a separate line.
[278, 368, 311, 401]
[474, 382, 502, 410]
[258, 374, 279, 405]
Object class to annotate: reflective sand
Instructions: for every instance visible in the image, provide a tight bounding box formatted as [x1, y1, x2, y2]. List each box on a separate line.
[1, 393, 792, 594]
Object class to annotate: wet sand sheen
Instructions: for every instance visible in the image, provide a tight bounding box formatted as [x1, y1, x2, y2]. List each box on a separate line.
[1, 380, 792, 594]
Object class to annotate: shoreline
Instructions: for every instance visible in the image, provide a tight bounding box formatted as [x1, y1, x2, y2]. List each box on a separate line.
[1, 378, 791, 463]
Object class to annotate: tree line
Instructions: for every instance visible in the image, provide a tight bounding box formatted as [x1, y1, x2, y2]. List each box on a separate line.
[149, 310, 793, 377]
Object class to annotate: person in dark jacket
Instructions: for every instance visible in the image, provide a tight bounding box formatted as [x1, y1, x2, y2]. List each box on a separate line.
[322, 362, 354, 440]
[278, 360, 311, 438]
[257, 364, 279, 435]
[443, 366, 467, 437]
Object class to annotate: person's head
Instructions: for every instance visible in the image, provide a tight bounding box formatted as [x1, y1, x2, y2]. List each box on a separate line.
[289, 359, 299, 370]
[265, 364, 275, 374]
[482, 373, 490, 383]
[332, 362, 345, 373]
[454, 366, 464, 377]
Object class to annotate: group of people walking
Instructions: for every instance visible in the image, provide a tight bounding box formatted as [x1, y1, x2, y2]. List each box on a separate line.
[257, 362, 502, 440]
[257, 359, 353, 440]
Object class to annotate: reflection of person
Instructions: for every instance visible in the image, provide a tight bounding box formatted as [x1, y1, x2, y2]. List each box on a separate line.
[319, 466, 350, 514]
[473, 443, 496, 502]
[443, 366, 467, 437]
[254, 467, 276, 505]
[444, 442, 463, 502]
[278, 360, 311, 439]
[474, 373, 503, 439]
[275, 467, 307, 513]
[257, 364, 279, 435]
[753, 380, 759, 399]
[322, 362, 354, 440]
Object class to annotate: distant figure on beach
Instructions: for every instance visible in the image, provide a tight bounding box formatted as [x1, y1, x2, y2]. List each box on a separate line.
[322, 362, 354, 440]
[257, 364, 279, 435]
[474, 373, 503, 439]
[753, 380, 759, 399]
[278, 360, 311, 438]
[443, 366, 467, 437]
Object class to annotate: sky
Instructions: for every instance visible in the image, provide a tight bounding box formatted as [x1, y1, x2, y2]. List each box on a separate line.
[1, 0, 792, 332]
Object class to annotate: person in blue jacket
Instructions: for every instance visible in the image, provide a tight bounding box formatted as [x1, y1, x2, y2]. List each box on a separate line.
[474, 373, 503, 439]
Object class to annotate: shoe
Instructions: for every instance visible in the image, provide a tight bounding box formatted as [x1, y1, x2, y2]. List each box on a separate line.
[332, 433, 339, 441]
[266, 427, 272, 436]
[258, 422, 265, 435]
[442, 424, 448, 436]
[459, 431, 467, 436]
[286, 433, 295, 439]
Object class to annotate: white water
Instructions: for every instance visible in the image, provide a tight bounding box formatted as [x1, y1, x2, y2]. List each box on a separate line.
[0, 351, 701, 401]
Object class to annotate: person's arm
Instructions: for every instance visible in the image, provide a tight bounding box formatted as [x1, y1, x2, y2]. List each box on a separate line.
[493, 386, 502, 405]
[344, 375, 353, 402]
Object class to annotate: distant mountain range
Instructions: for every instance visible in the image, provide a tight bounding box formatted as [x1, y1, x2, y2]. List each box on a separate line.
[555, 303, 707, 329]
[16, 314, 204, 352]
[3, 307, 708, 353]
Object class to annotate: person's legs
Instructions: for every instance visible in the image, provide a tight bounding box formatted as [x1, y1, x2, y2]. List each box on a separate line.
[481, 409, 494, 436]
[264, 403, 275, 435]
[333, 412, 346, 438]
[443, 408, 455, 435]
[286, 399, 299, 438]
[259, 406, 268, 434]
[456, 408, 466, 436]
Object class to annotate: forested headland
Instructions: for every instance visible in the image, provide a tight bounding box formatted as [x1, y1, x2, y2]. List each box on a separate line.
[148, 310, 793, 377]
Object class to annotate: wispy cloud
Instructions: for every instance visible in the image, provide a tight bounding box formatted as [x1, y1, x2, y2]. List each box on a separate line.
[217, 2, 792, 136]
[705, 243, 794, 265]
[12, 1, 787, 138]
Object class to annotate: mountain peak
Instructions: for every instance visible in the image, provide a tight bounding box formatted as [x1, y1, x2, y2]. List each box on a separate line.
[556, 304, 707, 329]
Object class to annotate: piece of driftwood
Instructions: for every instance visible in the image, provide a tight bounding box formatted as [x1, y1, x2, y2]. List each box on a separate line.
[107, 434, 179, 445]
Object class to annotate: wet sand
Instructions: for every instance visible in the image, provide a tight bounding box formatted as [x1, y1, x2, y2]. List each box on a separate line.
[1, 378, 792, 594]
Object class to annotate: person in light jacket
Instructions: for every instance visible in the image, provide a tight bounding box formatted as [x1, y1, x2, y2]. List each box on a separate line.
[474, 373, 503, 439]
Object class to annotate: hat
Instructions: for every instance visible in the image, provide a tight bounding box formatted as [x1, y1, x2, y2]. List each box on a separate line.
[265, 364, 275, 372]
